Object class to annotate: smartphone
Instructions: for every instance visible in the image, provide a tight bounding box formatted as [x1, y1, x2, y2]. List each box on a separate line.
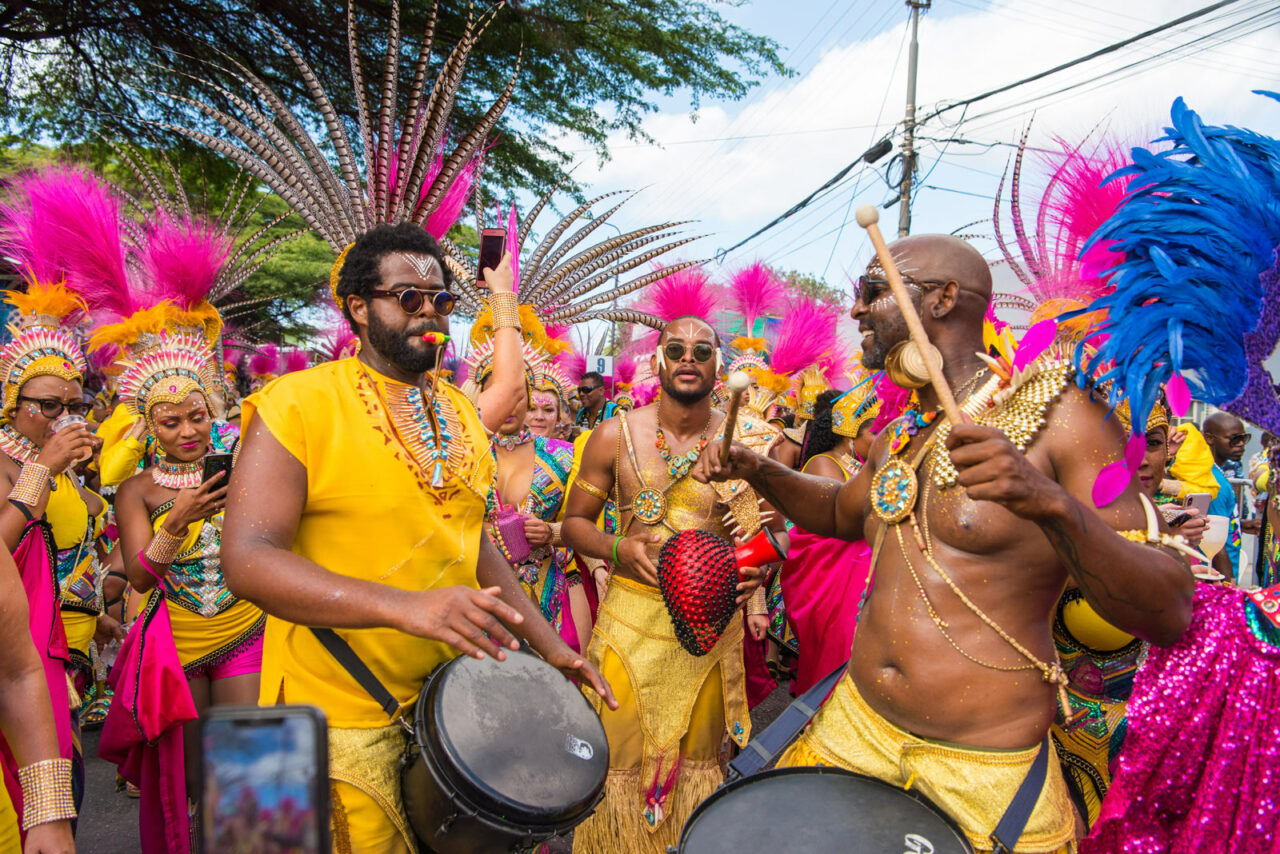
[200, 705, 330, 854]
[478, 228, 506, 287]
[203, 452, 234, 485]
[1184, 492, 1213, 518]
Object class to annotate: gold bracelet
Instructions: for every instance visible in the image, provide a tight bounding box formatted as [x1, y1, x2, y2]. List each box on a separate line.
[746, 586, 768, 616]
[489, 291, 520, 330]
[18, 758, 75, 830]
[573, 479, 609, 501]
[9, 462, 51, 508]
[549, 521, 562, 546]
[145, 527, 186, 566]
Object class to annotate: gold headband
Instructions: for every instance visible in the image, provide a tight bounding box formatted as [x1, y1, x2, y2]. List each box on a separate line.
[329, 243, 356, 311]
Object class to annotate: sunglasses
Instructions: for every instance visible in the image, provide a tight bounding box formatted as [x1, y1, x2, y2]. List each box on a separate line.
[19, 396, 91, 419]
[856, 275, 949, 305]
[577, 385, 602, 396]
[1227, 432, 1252, 444]
[367, 287, 456, 316]
[663, 341, 717, 364]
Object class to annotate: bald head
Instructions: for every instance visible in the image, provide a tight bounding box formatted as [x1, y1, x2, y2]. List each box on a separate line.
[1203, 411, 1248, 464]
[885, 234, 993, 305]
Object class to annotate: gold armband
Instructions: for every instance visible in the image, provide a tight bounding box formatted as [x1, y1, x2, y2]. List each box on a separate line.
[489, 291, 520, 330]
[145, 526, 187, 566]
[573, 479, 609, 501]
[9, 462, 51, 508]
[549, 521, 563, 546]
[19, 758, 75, 830]
[746, 586, 768, 616]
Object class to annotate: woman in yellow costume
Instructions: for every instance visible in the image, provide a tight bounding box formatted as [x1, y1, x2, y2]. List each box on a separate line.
[0, 165, 123, 841]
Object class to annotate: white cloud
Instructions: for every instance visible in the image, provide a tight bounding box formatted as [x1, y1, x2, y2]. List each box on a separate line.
[555, 0, 1280, 281]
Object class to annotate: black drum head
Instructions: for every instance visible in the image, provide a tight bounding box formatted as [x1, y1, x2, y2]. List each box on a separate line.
[423, 650, 609, 826]
[679, 767, 973, 853]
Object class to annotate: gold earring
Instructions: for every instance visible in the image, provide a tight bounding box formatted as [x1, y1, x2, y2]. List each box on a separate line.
[884, 340, 942, 390]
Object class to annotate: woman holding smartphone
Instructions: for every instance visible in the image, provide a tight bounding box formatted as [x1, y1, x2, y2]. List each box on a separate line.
[113, 333, 260, 759]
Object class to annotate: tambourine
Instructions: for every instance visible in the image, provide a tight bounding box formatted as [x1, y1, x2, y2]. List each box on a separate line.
[658, 528, 787, 656]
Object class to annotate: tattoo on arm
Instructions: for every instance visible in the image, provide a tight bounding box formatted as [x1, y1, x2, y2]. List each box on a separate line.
[1041, 507, 1163, 617]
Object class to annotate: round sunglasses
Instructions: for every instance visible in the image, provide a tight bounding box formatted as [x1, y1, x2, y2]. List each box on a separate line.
[367, 287, 456, 316]
[663, 341, 716, 363]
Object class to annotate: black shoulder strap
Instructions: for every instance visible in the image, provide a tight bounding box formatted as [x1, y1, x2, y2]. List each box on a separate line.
[725, 659, 846, 783]
[309, 627, 401, 719]
[989, 737, 1051, 853]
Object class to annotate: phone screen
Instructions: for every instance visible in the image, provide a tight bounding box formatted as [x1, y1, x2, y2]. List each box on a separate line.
[202, 453, 234, 484]
[201, 706, 329, 854]
[478, 228, 506, 284]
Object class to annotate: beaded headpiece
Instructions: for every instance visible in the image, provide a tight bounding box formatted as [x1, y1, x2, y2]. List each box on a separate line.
[1115, 398, 1170, 437]
[832, 371, 882, 439]
[534, 360, 574, 409]
[465, 339, 546, 391]
[117, 332, 214, 428]
[794, 366, 832, 422]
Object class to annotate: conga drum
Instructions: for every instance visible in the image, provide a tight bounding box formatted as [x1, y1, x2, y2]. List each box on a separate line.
[678, 767, 973, 853]
[402, 649, 609, 853]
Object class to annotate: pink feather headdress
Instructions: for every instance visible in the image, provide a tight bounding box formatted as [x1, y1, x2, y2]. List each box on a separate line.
[726, 261, 786, 345]
[139, 213, 232, 342]
[631, 263, 719, 354]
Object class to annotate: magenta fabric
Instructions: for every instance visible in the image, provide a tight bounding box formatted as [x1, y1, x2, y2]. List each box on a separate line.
[1084, 584, 1280, 853]
[0, 523, 74, 842]
[779, 527, 872, 694]
[99, 589, 197, 854]
[742, 616, 775, 708]
[184, 628, 263, 682]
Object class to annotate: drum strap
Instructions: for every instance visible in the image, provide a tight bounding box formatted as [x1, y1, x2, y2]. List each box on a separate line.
[310, 627, 403, 719]
[724, 659, 846, 783]
[989, 737, 1050, 853]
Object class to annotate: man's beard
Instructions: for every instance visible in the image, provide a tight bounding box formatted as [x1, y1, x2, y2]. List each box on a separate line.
[860, 310, 912, 370]
[659, 370, 713, 405]
[366, 310, 438, 373]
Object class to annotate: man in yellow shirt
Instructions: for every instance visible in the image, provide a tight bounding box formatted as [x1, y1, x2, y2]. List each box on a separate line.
[223, 223, 614, 854]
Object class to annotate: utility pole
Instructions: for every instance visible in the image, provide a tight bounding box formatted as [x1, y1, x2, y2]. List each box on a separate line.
[898, 0, 930, 237]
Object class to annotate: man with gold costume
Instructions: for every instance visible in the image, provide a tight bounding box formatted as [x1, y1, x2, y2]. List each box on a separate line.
[563, 314, 777, 854]
[700, 233, 1196, 853]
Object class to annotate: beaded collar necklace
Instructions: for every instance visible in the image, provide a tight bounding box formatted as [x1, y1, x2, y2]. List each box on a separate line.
[654, 403, 713, 481]
[494, 427, 534, 451]
[0, 423, 41, 466]
[153, 456, 205, 490]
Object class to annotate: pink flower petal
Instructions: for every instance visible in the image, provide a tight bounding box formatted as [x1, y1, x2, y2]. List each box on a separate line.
[1092, 460, 1134, 508]
[1013, 319, 1059, 372]
[1166, 372, 1191, 416]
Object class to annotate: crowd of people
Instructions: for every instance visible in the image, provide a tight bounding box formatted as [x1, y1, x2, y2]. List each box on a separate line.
[2, 9, 1280, 854]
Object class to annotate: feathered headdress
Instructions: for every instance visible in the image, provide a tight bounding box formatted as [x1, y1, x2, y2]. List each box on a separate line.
[0, 167, 103, 418]
[752, 298, 841, 419]
[282, 349, 311, 375]
[612, 357, 640, 410]
[462, 339, 547, 404]
[465, 193, 701, 348]
[1076, 94, 1280, 438]
[248, 344, 283, 391]
[726, 261, 786, 354]
[154, 1, 515, 310]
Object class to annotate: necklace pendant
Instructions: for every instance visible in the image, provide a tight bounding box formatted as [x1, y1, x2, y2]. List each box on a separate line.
[431, 460, 445, 488]
[870, 457, 918, 523]
[633, 487, 668, 525]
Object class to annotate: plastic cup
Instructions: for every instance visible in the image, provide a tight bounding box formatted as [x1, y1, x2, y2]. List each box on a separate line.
[1200, 514, 1229, 560]
[51, 414, 92, 463]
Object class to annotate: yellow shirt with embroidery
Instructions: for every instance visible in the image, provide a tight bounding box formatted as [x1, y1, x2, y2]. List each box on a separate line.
[242, 357, 495, 727]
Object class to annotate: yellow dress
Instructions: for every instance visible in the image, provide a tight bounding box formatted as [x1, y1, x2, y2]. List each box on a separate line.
[148, 506, 263, 673]
[242, 357, 494, 854]
[46, 473, 106, 675]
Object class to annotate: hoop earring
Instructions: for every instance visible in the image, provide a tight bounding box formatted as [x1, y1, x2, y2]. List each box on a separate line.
[884, 340, 943, 390]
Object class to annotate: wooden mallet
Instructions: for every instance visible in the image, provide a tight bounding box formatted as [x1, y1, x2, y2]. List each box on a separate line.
[720, 370, 752, 464]
[855, 205, 963, 425]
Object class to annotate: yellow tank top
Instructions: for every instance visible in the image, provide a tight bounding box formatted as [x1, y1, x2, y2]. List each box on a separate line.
[242, 358, 495, 727]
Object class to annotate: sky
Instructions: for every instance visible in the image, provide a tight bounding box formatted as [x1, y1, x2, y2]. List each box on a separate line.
[538, 0, 1280, 302]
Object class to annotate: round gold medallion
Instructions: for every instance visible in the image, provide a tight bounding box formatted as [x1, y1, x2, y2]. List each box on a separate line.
[633, 487, 668, 525]
[870, 457, 918, 523]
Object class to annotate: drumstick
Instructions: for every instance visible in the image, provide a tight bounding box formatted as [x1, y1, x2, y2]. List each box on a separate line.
[720, 371, 751, 465]
[855, 205, 962, 425]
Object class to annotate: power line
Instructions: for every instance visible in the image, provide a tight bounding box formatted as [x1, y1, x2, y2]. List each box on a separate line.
[714, 0, 1249, 260]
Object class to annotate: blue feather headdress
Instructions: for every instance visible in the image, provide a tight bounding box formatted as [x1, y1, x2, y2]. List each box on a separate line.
[1075, 92, 1280, 439]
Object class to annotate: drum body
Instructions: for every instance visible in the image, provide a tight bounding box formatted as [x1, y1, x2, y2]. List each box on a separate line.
[679, 767, 973, 853]
[402, 650, 609, 853]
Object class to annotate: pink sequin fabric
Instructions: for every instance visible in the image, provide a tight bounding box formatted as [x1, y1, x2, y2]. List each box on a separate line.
[1084, 584, 1280, 853]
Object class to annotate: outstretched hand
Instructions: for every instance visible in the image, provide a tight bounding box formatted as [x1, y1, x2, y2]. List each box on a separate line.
[693, 440, 759, 484]
[544, 645, 619, 710]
